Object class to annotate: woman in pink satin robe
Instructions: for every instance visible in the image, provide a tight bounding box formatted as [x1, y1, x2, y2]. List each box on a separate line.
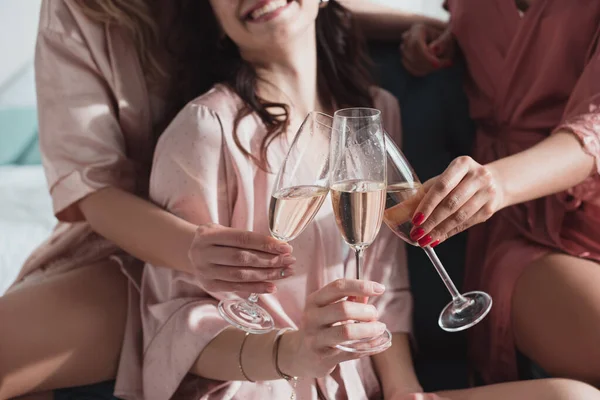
[401, 0, 600, 386]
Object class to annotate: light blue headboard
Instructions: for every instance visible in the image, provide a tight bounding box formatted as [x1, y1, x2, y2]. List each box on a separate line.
[0, 63, 41, 165]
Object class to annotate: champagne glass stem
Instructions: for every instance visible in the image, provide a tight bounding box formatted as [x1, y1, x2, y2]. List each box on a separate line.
[354, 247, 364, 280]
[248, 293, 259, 303]
[423, 246, 468, 306]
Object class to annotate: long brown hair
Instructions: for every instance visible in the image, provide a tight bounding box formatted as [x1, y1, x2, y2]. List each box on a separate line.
[78, 0, 375, 171]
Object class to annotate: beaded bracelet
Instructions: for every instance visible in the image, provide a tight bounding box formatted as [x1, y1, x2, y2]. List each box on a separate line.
[238, 332, 255, 382]
[273, 328, 298, 400]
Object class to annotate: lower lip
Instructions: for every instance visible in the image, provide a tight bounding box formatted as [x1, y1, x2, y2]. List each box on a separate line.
[248, 1, 292, 23]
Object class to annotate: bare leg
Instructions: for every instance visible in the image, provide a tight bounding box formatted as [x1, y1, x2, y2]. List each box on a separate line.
[437, 378, 600, 400]
[0, 261, 128, 399]
[512, 253, 600, 386]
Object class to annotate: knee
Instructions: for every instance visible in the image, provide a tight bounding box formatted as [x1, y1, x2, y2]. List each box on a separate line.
[546, 379, 600, 400]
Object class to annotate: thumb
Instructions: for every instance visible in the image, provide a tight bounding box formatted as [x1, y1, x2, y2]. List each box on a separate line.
[429, 30, 453, 58]
[429, 29, 450, 50]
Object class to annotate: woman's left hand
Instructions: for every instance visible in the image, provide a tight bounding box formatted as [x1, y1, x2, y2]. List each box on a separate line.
[409, 156, 505, 247]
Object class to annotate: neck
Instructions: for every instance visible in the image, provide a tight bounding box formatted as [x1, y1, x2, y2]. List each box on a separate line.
[243, 27, 323, 121]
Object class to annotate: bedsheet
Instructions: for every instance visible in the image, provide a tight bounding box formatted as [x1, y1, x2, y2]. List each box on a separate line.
[0, 165, 55, 294]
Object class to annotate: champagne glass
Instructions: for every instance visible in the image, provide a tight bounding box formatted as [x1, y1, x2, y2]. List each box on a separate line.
[382, 132, 492, 332]
[330, 108, 392, 353]
[218, 112, 333, 334]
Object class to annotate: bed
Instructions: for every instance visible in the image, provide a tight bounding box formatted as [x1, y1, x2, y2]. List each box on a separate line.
[0, 165, 55, 294]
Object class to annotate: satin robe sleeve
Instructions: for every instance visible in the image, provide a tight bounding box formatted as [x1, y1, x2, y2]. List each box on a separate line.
[142, 104, 234, 400]
[553, 35, 600, 205]
[35, 10, 136, 222]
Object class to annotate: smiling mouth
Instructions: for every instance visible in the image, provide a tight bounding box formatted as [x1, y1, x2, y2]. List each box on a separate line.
[244, 0, 293, 21]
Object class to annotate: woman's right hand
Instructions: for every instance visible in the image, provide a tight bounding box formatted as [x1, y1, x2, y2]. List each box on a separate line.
[188, 223, 296, 294]
[279, 279, 388, 379]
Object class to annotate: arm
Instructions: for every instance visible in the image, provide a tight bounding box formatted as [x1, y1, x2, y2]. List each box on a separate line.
[372, 333, 422, 398]
[408, 45, 600, 243]
[193, 279, 388, 382]
[35, 27, 291, 290]
[80, 187, 197, 273]
[489, 131, 595, 209]
[339, 0, 447, 41]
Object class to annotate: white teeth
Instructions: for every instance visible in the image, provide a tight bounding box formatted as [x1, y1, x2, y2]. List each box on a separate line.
[251, 0, 288, 20]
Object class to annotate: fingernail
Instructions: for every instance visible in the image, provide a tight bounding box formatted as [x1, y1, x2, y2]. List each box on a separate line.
[431, 59, 440, 68]
[431, 240, 441, 248]
[418, 235, 433, 247]
[373, 283, 385, 294]
[349, 296, 369, 304]
[410, 227, 425, 240]
[267, 285, 277, 293]
[277, 244, 293, 253]
[412, 212, 425, 226]
[432, 45, 440, 54]
[281, 255, 296, 265]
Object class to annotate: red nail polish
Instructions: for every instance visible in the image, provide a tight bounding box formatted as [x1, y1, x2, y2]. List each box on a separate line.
[412, 212, 425, 226]
[430, 240, 441, 248]
[410, 228, 425, 240]
[432, 59, 440, 68]
[418, 235, 433, 247]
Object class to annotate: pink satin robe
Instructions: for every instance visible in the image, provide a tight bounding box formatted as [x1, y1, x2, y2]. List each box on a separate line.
[447, 0, 600, 383]
[135, 85, 412, 400]
[8, 0, 165, 397]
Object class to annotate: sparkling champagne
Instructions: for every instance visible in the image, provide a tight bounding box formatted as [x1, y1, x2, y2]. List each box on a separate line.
[269, 185, 329, 241]
[331, 180, 386, 250]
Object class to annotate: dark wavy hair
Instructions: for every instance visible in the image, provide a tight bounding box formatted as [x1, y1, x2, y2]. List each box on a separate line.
[163, 0, 376, 170]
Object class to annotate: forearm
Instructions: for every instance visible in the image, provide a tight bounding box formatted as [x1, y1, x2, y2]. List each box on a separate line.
[79, 187, 196, 274]
[372, 333, 422, 398]
[488, 132, 596, 209]
[193, 328, 286, 381]
[340, 0, 446, 40]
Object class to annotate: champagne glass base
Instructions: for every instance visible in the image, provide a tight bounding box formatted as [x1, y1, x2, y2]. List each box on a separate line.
[439, 291, 492, 332]
[335, 328, 393, 354]
[218, 298, 275, 334]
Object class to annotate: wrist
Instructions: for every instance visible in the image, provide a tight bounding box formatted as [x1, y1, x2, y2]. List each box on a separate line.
[278, 330, 304, 378]
[485, 161, 510, 210]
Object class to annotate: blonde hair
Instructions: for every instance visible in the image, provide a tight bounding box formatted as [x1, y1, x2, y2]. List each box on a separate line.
[76, 0, 166, 80]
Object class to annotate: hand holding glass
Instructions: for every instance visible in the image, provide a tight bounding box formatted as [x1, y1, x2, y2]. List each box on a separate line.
[382, 132, 492, 332]
[330, 108, 392, 353]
